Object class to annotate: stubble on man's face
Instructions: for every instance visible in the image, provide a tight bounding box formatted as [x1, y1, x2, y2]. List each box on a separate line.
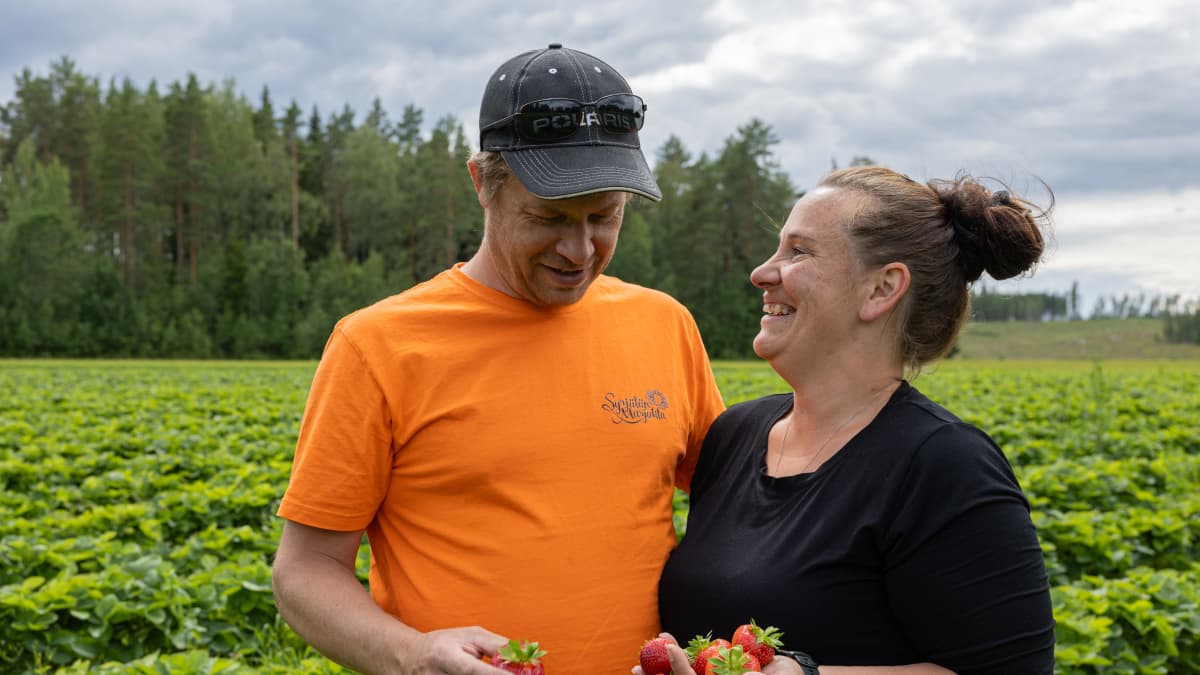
[480, 183, 627, 308]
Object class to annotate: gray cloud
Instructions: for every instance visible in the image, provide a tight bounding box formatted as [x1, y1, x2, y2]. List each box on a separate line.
[2, 0, 1197, 300]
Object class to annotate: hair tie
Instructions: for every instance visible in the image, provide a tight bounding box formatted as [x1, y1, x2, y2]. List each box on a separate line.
[942, 197, 980, 247]
[991, 190, 1012, 206]
[952, 220, 981, 247]
[943, 197, 985, 281]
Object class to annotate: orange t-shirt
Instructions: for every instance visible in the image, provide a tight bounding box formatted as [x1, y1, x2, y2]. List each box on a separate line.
[278, 264, 725, 674]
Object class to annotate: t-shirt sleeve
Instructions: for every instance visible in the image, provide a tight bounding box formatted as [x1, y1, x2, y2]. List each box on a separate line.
[882, 424, 1055, 675]
[673, 309, 727, 492]
[276, 326, 395, 531]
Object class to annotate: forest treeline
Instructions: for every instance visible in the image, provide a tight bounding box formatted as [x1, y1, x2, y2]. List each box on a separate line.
[1, 58, 1196, 358]
[971, 284, 1195, 323]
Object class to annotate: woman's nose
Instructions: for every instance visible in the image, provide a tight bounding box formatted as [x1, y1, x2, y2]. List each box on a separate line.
[750, 259, 778, 288]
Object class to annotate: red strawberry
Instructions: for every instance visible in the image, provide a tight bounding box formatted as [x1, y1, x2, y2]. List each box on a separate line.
[491, 639, 547, 674]
[639, 636, 673, 675]
[704, 645, 761, 674]
[731, 619, 783, 666]
[686, 633, 732, 674]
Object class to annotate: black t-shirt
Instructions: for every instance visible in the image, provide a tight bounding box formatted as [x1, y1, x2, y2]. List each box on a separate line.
[659, 384, 1054, 674]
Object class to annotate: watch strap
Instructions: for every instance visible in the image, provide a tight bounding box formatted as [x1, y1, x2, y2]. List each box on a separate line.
[777, 649, 820, 674]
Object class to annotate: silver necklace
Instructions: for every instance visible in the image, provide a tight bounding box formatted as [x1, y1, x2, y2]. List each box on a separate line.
[772, 380, 900, 478]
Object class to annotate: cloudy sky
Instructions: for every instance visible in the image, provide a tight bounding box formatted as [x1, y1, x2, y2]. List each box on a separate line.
[3, 0, 1197, 311]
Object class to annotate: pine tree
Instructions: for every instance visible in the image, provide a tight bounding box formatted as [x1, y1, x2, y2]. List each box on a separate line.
[50, 57, 101, 222]
[1, 59, 102, 233]
[605, 209, 654, 285]
[94, 77, 166, 287]
[365, 96, 391, 138]
[300, 105, 326, 195]
[205, 81, 278, 241]
[282, 101, 303, 247]
[340, 123, 403, 265]
[632, 134, 694, 296]
[252, 84, 278, 149]
[409, 115, 477, 282]
[325, 105, 356, 257]
[163, 74, 210, 282]
[295, 105, 333, 261]
[2, 67, 56, 166]
[394, 104, 423, 154]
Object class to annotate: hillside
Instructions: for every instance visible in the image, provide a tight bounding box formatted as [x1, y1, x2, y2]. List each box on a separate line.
[954, 318, 1200, 360]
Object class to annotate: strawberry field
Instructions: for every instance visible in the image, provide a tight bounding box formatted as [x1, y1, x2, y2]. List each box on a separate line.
[1, 360, 1198, 674]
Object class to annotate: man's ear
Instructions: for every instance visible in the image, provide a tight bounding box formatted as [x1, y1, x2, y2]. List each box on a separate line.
[467, 159, 488, 208]
[860, 262, 910, 322]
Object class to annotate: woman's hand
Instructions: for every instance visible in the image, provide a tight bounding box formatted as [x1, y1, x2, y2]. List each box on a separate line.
[628, 631, 952, 675]
[762, 655, 806, 674]
[631, 633, 693, 675]
[631, 633, 805, 674]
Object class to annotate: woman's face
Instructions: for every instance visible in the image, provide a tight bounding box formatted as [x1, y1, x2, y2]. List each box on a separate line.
[749, 187, 867, 365]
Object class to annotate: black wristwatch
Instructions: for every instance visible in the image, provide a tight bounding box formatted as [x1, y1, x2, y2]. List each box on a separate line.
[777, 649, 820, 674]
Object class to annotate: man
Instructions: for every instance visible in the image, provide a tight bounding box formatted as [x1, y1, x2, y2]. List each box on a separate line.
[272, 44, 725, 675]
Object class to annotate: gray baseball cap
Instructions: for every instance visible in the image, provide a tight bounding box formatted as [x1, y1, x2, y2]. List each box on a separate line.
[478, 43, 662, 202]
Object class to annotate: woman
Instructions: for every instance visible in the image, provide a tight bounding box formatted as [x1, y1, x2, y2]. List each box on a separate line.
[652, 167, 1055, 674]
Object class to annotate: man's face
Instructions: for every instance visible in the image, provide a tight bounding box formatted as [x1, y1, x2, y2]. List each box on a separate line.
[480, 177, 628, 307]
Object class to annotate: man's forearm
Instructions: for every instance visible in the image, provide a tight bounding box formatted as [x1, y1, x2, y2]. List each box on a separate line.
[273, 548, 418, 674]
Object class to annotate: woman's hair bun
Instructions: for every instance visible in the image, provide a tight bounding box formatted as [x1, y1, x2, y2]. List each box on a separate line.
[931, 176, 1050, 282]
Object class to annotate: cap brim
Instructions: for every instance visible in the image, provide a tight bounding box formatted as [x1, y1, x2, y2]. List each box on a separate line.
[501, 145, 663, 202]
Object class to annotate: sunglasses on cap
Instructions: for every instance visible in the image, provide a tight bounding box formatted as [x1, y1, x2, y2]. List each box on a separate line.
[482, 93, 647, 142]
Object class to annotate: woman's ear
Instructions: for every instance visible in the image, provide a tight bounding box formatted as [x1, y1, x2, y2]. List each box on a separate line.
[860, 262, 910, 322]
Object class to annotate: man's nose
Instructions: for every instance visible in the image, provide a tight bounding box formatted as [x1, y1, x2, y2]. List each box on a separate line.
[556, 225, 595, 264]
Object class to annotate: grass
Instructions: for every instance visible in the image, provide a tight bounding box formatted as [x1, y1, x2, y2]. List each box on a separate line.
[953, 318, 1200, 360]
[713, 318, 1200, 364]
[2, 320, 1195, 368]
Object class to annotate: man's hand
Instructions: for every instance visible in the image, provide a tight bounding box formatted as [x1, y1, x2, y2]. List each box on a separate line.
[397, 626, 510, 675]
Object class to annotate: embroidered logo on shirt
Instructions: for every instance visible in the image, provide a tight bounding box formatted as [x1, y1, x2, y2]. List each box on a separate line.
[602, 389, 669, 424]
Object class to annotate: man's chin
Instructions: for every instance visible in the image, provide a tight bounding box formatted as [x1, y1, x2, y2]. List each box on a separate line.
[532, 281, 594, 307]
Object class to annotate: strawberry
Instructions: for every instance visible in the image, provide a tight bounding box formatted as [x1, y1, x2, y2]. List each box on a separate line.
[491, 639, 547, 674]
[731, 619, 784, 666]
[686, 633, 732, 674]
[639, 636, 673, 675]
[704, 645, 761, 674]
